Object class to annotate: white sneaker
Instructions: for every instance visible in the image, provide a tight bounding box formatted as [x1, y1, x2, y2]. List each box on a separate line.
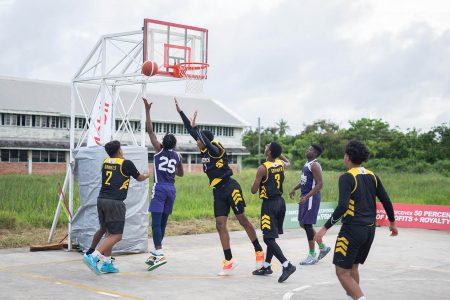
[218, 258, 238, 276]
[299, 254, 318, 265]
[317, 246, 331, 261]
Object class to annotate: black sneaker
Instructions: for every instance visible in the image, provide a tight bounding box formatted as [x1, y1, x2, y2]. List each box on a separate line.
[278, 263, 296, 283]
[252, 266, 273, 276]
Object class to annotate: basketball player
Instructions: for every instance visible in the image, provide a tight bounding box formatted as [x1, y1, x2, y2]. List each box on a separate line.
[174, 98, 264, 275]
[289, 144, 331, 265]
[83, 140, 149, 274]
[315, 140, 398, 300]
[143, 98, 184, 271]
[251, 142, 296, 283]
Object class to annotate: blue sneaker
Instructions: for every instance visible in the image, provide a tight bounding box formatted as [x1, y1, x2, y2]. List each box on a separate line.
[83, 254, 100, 274]
[100, 261, 119, 273]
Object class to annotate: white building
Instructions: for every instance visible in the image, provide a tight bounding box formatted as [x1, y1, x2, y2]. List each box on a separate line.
[0, 76, 249, 175]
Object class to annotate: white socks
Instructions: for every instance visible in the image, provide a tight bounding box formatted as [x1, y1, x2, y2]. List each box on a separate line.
[104, 256, 112, 263]
[154, 249, 164, 256]
[263, 261, 271, 268]
[282, 261, 289, 268]
[347, 296, 367, 300]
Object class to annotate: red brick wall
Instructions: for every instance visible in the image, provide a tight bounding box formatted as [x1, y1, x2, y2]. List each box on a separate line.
[32, 163, 66, 175]
[0, 162, 28, 175]
[0, 162, 66, 175]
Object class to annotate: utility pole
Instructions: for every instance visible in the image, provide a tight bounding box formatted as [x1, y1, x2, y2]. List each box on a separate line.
[258, 117, 261, 166]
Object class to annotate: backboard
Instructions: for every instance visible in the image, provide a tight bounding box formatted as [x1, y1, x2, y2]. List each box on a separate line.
[143, 19, 208, 78]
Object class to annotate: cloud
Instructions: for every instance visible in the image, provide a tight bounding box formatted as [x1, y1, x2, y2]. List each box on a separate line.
[0, 0, 449, 133]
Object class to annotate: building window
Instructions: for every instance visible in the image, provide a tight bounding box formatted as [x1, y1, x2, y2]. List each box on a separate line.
[228, 155, 238, 164]
[0, 149, 28, 162]
[25, 115, 32, 127]
[57, 151, 66, 162]
[60, 117, 68, 128]
[3, 114, 17, 126]
[190, 154, 202, 164]
[41, 116, 48, 128]
[32, 150, 66, 163]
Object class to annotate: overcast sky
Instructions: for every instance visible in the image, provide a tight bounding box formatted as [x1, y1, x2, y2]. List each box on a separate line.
[1, 0, 449, 133]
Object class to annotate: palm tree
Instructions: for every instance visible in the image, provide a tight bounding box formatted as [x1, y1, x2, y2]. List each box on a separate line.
[276, 118, 290, 136]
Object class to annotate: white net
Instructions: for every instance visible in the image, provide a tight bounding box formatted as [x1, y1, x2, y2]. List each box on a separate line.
[176, 63, 209, 94]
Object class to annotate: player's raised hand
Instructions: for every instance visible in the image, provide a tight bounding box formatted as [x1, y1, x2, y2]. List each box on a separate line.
[190, 110, 198, 128]
[174, 97, 181, 112]
[142, 98, 152, 110]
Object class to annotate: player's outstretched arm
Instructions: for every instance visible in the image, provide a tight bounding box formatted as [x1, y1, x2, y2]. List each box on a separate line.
[136, 171, 149, 182]
[251, 165, 266, 194]
[174, 97, 199, 140]
[143, 98, 162, 152]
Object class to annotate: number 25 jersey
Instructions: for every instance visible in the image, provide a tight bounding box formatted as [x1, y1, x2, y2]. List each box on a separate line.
[154, 149, 181, 184]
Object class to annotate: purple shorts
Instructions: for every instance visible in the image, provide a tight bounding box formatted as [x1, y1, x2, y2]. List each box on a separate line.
[149, 183, 176, 215]
[298, 194, 321, 225]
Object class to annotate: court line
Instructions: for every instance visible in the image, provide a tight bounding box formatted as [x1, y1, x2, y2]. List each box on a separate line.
[4, 270, 146, 300]
[282, 285, 311, 300]
[0, 258, 81, 271]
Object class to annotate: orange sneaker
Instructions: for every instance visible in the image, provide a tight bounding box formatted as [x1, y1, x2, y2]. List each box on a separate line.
[218, 258, 237, 276]
[255, 251, 265, 269]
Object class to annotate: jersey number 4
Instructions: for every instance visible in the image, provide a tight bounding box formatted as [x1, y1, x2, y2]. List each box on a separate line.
[158, 156, 177, 173]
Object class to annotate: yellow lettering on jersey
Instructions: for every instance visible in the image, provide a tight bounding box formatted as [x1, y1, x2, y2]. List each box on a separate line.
[104, 165, 117, 171]
[119, 179, 130, 190]
[216, 159, 224, 168]
[270, 167, 283, 173]
[105, 170, 113, 185]
[274, 173, 281, 189]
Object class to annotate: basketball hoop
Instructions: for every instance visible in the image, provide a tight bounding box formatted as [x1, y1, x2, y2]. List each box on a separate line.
[173, 62, 209, 94]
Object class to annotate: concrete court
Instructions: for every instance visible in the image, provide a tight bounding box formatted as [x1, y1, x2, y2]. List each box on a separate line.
[0, 226, 449, 300]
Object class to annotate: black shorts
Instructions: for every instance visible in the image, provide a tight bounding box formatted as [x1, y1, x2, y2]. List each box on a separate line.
[212, 178, 246, 217]
[333, 224, 376, 269]
[260, 196, 286, 239]
[97, 197, 126, 234]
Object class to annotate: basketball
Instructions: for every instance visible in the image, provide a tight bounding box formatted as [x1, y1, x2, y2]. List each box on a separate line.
[142, 60, 158, 76]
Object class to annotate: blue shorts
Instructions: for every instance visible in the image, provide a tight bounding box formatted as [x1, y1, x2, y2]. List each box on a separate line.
[298, 194, 321, 225]
[149, 183, 176, 215]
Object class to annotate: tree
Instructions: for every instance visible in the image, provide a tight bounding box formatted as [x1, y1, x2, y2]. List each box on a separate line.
[276, 119, 290, 136]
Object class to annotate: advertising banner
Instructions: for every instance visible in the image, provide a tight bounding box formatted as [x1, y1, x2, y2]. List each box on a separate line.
[376, 203, 450, 230]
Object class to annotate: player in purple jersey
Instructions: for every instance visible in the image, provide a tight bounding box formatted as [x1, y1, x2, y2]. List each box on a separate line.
[289, 144, 331, 265]
[143, 98, 184, 271]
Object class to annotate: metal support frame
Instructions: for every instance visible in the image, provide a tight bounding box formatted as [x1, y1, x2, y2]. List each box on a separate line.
[49, 29, 179, 249]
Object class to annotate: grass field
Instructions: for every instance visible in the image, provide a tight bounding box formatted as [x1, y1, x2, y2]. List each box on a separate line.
[1, 169, 450, 230]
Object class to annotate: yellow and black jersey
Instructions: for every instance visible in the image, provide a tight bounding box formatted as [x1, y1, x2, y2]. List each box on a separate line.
[200, 140, 233, 187]
[259, 159, 284, 200]
[98, 158, 140, 201]
[325, 167, 395, 228]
